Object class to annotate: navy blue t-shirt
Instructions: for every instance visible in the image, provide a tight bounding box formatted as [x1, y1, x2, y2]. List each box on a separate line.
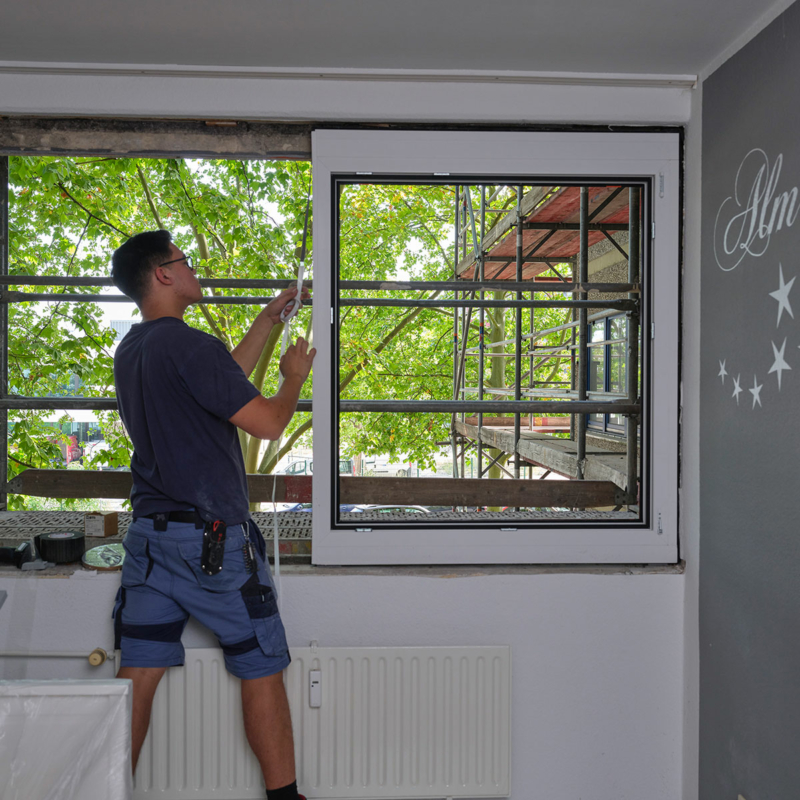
[114, 317, 260, 525]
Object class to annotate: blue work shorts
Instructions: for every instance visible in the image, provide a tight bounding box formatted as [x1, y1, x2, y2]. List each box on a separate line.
[112, 517, 290, 680]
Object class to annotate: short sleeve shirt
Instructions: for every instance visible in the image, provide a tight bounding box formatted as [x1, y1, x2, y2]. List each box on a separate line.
[114, 318, 260, 525]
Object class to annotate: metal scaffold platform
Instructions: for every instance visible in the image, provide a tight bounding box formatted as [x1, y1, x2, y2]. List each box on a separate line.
[444, 181, 642, 507]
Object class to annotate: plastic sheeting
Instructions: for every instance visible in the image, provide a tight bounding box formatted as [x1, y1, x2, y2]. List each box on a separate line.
[0, 679, 132, 800]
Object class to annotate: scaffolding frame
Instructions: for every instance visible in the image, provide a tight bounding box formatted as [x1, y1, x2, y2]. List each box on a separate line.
[0, 157, 643, 513]
[444, 181, 642, 506]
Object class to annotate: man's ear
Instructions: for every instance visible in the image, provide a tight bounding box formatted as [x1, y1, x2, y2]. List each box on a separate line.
[154, 266, 174, 286]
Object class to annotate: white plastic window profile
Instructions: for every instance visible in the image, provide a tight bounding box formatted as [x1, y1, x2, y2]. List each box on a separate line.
[311, 129, 679, 565]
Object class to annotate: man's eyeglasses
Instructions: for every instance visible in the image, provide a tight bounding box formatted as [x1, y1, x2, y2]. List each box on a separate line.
[159, 255, 197, 273]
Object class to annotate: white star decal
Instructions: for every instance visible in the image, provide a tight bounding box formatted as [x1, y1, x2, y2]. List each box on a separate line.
[749, 375, 763, 408]
[718, 359, 727, 383]
[769, 338, 791, 389]
[769, 263, 795, 327]
[732, 374, 742, 404]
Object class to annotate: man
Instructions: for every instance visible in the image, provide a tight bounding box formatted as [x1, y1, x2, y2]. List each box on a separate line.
[110, 229, 313, 800]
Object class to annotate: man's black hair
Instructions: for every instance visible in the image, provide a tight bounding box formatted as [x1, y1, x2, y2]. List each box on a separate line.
[110, 230, 173, 305]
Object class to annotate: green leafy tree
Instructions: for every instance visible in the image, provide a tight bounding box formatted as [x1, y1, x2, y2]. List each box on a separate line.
[6, 163, 574, 508]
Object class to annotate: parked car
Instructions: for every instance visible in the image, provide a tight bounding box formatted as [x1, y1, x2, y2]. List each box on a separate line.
[279, 503, 365, 513]
[277, 458, 355, 476]
[359, 505, 429, 514]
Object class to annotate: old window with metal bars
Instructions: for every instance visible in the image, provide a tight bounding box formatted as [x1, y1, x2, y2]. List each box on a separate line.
[0, 145, 313, 528]
[310, 129, 679, 565]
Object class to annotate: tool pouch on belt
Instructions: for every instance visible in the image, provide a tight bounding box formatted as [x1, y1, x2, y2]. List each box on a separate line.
[201, 520, 227, 575]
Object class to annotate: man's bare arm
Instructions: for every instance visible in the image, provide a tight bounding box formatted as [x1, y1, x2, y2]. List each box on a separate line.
[230, 336, 316, 439]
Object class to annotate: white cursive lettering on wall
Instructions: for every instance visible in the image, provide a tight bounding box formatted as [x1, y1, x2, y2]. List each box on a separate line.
[714, 148, 800, 271]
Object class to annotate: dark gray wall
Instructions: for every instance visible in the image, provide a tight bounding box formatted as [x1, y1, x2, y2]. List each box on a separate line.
[701, 3, 800, 798]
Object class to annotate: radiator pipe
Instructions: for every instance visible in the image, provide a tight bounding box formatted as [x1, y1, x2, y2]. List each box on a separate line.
[0, 648, 114, 665]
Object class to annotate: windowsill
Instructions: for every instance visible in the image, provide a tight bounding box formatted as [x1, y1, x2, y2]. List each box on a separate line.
[0, 559, 685, 578]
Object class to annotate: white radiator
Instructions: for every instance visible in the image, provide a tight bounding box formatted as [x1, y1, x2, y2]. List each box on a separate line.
[134, 646, 511, 799]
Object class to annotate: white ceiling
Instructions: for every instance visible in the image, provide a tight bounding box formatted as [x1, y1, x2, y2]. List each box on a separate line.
[0, 0, 784, 76]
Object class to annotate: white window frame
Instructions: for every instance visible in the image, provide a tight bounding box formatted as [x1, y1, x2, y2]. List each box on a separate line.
[311, 129, 679, 565]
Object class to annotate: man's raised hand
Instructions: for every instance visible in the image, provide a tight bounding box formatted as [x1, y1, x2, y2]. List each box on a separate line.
[280, 336, 316, 383]
[265, 285, 312, 326]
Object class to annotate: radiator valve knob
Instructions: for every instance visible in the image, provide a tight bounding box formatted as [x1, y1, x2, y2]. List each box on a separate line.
[88, 648, 108, 666]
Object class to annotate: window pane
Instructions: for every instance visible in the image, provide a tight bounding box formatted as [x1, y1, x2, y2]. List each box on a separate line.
[588, 321, 606, 427]
[335, 180, 644, 525]
[608, 316, 627, 428]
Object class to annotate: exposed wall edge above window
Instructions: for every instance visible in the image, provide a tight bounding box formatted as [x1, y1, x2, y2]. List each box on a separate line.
[0, 117, 312, 160]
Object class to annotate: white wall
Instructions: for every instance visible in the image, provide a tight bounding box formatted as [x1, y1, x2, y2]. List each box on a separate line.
[0, 567, 684, 800]
[0, 70, 692, 800]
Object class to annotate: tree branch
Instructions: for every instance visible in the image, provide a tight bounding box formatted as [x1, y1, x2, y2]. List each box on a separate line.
[136, 165, 166, 229]
[399, 196, 450, 266]
[190, 227, 233, 348]
[339, 291, 441, 394]
[57, 183, 130, 238]
[260, 417, 313, 474]
[9, 454, 37, 469]
[173, 160, 229, 259]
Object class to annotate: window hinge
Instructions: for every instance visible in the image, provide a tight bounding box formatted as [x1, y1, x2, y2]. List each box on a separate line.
[355, 172, 372, 176]
[434, 172, 450, 176]
[658, 173, 665, 198]
[651, 322, 655, 339]
[651, 222, 656, 239]
[657, 513, 663, 536]
[356, 527, 372, 532]
[331, 308, 334, 324]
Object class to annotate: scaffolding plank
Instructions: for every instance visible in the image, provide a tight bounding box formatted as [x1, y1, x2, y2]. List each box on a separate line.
[456, 186, 554, 277]
[4, 469, 314, 502]
[340, 476, 621, 507]
[455, 420, 630, 489]
[4, 469, 621, 508]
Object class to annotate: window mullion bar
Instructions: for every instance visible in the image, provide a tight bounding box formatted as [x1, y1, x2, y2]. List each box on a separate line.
[626, 186, 641, 506]
[0, 155, 8, 509]
[576, 187, 589, 481]
[514, 186, 522, 483]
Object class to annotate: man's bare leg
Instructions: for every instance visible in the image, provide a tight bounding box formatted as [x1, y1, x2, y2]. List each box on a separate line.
[241, 672, 296, 790]
[117, 666, 167, 773]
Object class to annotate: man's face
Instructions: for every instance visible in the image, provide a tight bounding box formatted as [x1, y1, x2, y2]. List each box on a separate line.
[160, 243, 202, 304]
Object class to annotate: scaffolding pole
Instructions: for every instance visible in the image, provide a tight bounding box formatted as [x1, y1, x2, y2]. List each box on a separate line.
[626, 186, 641, 506]
[451, 185, 460, 479]
[0, 397, 638, 414]
[514, 186, 523, 481]
[576, 187, 589, 480]
[0, 275, 641, 293]
[477, 186, 486, 481]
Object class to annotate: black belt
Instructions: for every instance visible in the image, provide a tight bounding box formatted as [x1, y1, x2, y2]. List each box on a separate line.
[140, 511, 203, 530]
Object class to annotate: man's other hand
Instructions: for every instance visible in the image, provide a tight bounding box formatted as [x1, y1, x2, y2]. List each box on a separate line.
[280, 336, 316, 382]
[266, 285, 312, 326]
